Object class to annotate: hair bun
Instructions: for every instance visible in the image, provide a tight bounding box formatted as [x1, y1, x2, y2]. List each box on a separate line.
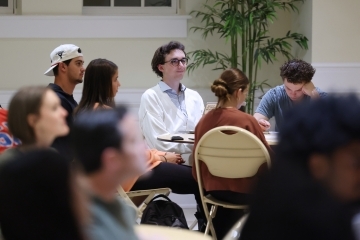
[211, 79, 230, 98]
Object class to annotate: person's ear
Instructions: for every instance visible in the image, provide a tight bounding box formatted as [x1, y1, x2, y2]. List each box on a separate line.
[27, 114, 38, 128]
[308, 154, 330, 181]
[59, 62, 68, 73]
[158, 64, 164, 73]
[101, 148, 122, 172]
[236, 88, 243, 99]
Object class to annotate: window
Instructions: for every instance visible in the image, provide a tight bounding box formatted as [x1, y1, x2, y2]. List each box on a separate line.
[0, 0, 13, 14]
[83, 0, 177, 15]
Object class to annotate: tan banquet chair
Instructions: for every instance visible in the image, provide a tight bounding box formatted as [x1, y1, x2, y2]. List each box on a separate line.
[194, 126, 271, 239]
[135, 225, 212, 240]
[117, 186, 171, 219]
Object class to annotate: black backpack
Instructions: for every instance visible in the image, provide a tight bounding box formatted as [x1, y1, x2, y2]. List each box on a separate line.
[140, 194, 189, 229]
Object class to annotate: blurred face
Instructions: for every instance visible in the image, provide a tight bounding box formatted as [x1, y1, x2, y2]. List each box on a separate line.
[64, 56, 85, 84]
[118, 114, 147, 177]
[31, 90, 69, 146]
[284, 78, 305, 102]
[158, 49, 186, 82]
[112, 69, 120, 97]
[311, 141, 360, 203]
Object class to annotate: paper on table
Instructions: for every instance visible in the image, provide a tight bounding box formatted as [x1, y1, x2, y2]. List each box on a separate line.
[204, 102, 217, 115]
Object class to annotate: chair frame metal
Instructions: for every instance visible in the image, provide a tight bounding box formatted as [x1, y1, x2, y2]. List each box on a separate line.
[194, 126, 271, 239]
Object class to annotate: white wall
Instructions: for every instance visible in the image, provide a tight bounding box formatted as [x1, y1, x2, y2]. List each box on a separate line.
[291, 0, 312, 62]
[0, 0, 299, 92]
[305, 0, 360, 93]
[312, 0, 360, 63]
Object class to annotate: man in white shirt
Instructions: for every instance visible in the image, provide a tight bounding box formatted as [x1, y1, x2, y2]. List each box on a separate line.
[139, 41, 204, 155]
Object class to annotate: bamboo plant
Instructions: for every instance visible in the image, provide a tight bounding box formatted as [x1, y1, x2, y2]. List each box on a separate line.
[187, 0, 309, 114]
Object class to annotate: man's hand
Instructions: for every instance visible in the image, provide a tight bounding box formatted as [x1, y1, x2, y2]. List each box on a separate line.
[258, 119, 271, 131]
[302, 82, 319, 98]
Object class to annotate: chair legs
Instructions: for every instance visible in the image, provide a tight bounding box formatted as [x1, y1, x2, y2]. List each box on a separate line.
[189, 219, 198, 230]
[204, 205, 218, 240]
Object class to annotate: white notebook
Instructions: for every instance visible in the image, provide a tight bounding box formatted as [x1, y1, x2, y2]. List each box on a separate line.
[204, 102, 217, 115]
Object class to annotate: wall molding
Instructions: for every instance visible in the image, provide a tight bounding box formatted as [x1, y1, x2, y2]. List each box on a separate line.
[0, 88, 217, 110]
[0, 15, 191, 38]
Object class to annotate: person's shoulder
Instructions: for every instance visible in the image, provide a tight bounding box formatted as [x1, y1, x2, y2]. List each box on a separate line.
[142, 85, 159, 98]
[48, 83, 65, 96]
[185, 88, 204, 105]
[140, 86, 162, 106]
[264, 85, 288, 101]
[268, 85, 285, 95]
[0, 148, 21, 169]
[185, 87, 202, 97]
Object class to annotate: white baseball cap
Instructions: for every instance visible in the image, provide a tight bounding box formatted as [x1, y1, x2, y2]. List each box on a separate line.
[44, 44, 83, 76]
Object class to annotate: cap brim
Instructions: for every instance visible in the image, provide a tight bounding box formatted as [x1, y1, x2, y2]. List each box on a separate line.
[44, 65, 57, 76]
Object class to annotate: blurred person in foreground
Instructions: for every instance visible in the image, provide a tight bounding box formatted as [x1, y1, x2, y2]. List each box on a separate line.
[71, 107, 147, 240]
[0, 86, 69, 163]
[0, 149, 88, 240]
[241, 94, 360, 240]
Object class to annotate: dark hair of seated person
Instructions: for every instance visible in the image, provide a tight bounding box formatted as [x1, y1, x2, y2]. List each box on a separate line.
[240, 94, 360, 240]
[0, 149, 85, 240]
[71, 106, 128, 174]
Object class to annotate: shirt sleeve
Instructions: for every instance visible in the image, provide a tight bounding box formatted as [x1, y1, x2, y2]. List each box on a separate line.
[316, 87, 327, 99]
[255, 89, 276, 119]
[139, 91, 193, 154]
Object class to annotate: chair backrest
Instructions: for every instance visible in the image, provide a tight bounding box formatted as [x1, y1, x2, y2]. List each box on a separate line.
[194, 126, 271, 180]
[117, 186, 141, 217]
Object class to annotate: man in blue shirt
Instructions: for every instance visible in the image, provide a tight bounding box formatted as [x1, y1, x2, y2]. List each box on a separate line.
[254, 59, 326, 131]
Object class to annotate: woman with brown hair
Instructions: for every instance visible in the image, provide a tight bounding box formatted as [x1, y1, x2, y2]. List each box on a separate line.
[74, 58, 119, 114]
[193, 68, 272, 239]
[0, 86, 69, 162]
[75, 58, 204, 225]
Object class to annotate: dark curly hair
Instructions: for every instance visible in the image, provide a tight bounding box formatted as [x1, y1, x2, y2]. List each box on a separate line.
[280, 59, 316, 84]
[151, 41, 186, 78]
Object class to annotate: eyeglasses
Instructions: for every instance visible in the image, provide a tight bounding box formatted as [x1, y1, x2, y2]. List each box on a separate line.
[163, 58, 188, 67]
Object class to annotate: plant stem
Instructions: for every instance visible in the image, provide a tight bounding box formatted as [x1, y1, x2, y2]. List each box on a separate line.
[251, 11, 262, 115]
[241, 0, 246, 74]
[248, 13, 254, 114]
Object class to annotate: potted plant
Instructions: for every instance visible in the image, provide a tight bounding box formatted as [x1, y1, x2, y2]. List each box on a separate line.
[187, 0, 309, 114]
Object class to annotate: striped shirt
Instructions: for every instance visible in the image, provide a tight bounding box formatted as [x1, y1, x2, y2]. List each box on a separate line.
[158, 81, 187, 118]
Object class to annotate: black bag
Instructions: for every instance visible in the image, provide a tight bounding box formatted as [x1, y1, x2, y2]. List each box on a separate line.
[140, 194, 189, 229]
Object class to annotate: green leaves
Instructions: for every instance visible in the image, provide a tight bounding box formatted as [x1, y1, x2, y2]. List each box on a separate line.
[188, 0, 309, 114]
[187, 49, 233, 73]
[254, 31, 308, 65]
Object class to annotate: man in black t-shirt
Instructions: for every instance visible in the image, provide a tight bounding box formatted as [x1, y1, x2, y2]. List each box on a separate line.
[44, 44, 85, 161]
